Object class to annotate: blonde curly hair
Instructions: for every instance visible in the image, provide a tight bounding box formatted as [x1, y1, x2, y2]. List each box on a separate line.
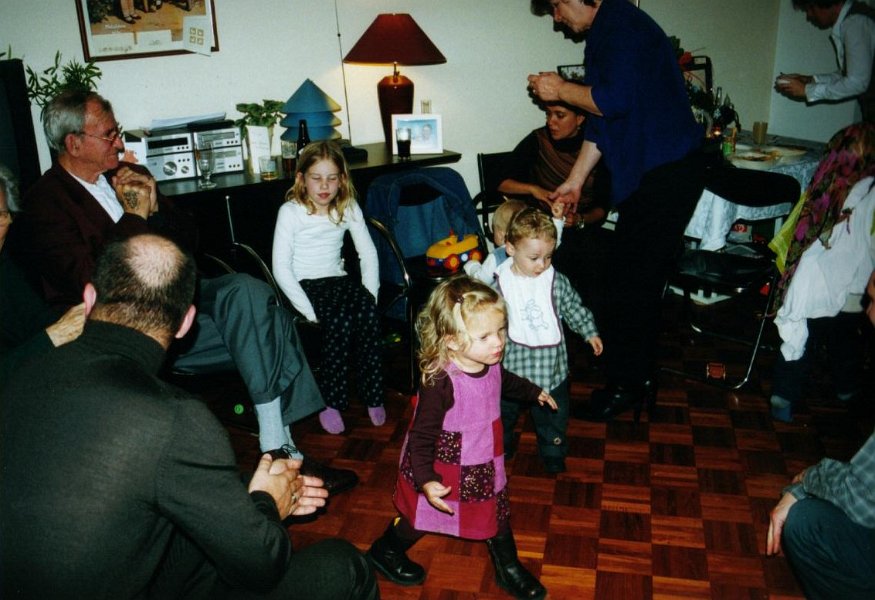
[416, 275, 506, 386]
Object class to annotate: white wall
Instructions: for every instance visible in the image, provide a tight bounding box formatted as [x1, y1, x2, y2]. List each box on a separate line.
[646, 0, 782, 130]
[0, 0, 855, 192]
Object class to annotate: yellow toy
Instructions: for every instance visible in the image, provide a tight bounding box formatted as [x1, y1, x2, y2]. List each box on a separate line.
[426, 232, 483, 273]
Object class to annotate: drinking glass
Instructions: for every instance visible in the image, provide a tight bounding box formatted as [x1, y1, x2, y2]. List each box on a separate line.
[196, 141, 217, 189]
[396, 127, 412, 159]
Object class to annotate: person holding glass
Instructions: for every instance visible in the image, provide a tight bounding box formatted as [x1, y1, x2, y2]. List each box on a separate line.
[526, 0, 710, 422]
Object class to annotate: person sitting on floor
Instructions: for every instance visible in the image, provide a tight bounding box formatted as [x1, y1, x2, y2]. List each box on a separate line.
[0, 233, 378, 600]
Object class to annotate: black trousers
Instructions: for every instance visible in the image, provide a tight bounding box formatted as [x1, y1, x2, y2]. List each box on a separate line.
[148, 532, 378, 600]
[300, 275, 383, 410]
[772, 311, 865, 403]
[601, 150, 708, 387]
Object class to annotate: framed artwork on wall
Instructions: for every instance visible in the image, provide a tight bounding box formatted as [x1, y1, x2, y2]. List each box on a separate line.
[76, 0, 219, 61]
[391, 114, 443, 155]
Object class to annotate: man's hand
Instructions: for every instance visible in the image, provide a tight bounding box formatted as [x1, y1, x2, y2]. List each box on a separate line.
[46, 302, 86, 347]
[549, 179, 583, 214]
[774, 73, 811, 100]
[527, 71, 565, 102]
[422, 480, 454, 515]
[250, 454, 328, 519]
[112, 167, 158, 219]
[766, 491, 798, 556]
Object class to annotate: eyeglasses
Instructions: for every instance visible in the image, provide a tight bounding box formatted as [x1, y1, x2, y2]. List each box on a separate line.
[79, 125, 124, 145]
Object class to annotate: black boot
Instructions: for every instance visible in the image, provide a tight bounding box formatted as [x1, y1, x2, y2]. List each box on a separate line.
[573, 379, 657, 423]
[367, 522, 426, 586]
[485, 531, 546, 599]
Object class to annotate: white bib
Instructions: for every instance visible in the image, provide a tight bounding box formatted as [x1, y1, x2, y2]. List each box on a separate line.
[495, 261, 561, 348]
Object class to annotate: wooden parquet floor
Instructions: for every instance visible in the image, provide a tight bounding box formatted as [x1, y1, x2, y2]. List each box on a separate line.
[200, 291, 874, 600]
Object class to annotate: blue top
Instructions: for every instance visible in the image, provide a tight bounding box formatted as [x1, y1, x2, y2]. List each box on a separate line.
[583, 0, 703, 206]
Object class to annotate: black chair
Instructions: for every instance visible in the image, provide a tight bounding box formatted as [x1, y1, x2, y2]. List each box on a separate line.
[474, 151, 514, 241]
[661, 245, 779, 391]
[659, 166, 800, 391]
[366, 216, 418, 392]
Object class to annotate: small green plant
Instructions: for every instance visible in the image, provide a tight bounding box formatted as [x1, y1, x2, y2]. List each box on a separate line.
[235, 99, 284, 140]
[26, 51, 103, 108]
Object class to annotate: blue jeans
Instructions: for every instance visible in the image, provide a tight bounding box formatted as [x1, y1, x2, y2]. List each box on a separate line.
[782, 498, 875, 600]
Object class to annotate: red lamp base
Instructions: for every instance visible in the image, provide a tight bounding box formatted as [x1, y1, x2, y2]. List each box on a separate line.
[377, 74, 414, 146]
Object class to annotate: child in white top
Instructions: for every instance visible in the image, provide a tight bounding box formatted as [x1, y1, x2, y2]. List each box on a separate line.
[464, 198, 566, 284]
[273, 141, 384, 434]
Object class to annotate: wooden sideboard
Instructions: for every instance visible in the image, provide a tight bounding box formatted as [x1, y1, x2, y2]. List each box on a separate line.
[159, 142, 461, 262]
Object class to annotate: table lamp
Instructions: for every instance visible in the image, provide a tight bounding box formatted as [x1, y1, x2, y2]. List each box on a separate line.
[343, 13, 446, 146]
[280, 78, 342, 142]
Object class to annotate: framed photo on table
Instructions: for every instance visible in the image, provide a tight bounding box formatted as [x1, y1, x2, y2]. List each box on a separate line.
[75, 0, 219, 61]
[392, 114, 443, 155]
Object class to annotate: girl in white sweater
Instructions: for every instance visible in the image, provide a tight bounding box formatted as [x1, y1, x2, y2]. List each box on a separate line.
[273, 142, 384, 434]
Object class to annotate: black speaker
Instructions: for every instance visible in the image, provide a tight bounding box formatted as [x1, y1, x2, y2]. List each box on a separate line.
[0, 59, 41, 195]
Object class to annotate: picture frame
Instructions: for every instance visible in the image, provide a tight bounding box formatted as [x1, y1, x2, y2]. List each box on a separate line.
[557, 64, 585, 83]
[75, 0, 219, 62]
[391, 114, 443, 155]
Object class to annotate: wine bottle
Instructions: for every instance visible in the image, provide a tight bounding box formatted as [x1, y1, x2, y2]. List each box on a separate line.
[296, 119, 310, 159]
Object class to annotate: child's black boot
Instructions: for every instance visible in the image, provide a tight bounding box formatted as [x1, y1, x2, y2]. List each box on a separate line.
[366, 521, 426, 586]
[485, 531, 547, 599]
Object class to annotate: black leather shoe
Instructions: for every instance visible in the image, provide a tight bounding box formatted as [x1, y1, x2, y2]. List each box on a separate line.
[485, 532, 546, 599]
[367, 524, 426, 586]
[573, 380, 656, 423]
[263, 447, 359, 496]
[300, 457, 359, 496]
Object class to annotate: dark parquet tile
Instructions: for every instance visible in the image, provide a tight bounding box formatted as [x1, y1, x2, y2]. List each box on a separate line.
[201, 292, 873, 599]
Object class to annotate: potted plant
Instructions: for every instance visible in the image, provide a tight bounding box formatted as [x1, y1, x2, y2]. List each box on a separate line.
[25, 51, 102, 108]
[235, 99, 284, 172]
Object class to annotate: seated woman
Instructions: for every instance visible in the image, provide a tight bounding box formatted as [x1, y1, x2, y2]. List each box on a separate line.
[497, 101, 610, 227]
[496, 101, 612, 321]
[770, 122, 875, 422]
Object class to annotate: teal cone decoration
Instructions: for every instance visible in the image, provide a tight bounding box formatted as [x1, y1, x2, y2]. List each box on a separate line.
[281, 79, 343, 142]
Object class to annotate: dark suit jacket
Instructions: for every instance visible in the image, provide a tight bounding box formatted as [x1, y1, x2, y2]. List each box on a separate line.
[0, 321, 293, 598]
[9, 162, 195, 307]
[0, 248, 59, 382]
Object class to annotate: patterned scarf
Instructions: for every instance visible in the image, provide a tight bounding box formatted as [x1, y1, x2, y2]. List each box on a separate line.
[774, 122, 875, 310]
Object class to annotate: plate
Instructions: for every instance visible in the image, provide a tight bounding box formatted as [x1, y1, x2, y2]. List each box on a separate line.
[763, 145, 808, 163]
[730, 150, 779, 170]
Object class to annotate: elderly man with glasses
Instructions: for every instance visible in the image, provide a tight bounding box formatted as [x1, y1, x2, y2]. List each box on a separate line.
[7, 90, 358, 495]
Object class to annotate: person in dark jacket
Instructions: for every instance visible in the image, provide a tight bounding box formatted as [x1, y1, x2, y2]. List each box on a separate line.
[0, 233, 377, 600]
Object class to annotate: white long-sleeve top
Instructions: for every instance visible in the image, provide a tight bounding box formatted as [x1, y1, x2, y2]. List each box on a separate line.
[806, 0, 875, 104]
[775, 177, 875, 360]
[272, 200, 379, 323]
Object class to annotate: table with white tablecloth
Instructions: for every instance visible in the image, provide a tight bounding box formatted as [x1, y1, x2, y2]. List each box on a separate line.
[684, 135, 824, 251]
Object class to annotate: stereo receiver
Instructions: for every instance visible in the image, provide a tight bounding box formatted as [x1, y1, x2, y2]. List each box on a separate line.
[124, 120, 244, 182]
